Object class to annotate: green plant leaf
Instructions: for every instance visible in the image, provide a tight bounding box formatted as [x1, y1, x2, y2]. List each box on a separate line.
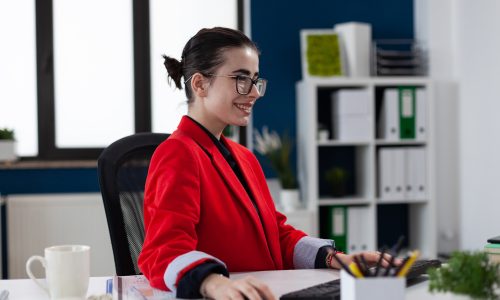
[428, 251, 500, 299]
[0, 128, 15, 140]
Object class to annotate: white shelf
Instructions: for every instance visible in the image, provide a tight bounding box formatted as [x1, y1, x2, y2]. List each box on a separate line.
[375, 140, 426, 146]
[296, 77, 437, 258]
[301, 76, 431, 86]
[318, 198, 372, 206]
[318, 140, 371, 146]
[377, 198, 429, 204]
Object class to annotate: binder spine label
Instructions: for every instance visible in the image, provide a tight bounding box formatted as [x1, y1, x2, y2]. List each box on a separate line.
[399, 87, 416, 139]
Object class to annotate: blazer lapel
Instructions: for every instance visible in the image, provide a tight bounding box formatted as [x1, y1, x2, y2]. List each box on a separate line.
[222, 136, 282, 269]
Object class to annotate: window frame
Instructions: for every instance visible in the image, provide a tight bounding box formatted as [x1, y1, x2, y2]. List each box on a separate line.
[35, 0, 244, 160]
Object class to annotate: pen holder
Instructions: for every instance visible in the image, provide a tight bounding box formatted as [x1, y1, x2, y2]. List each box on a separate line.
[340, 269, 405, 300]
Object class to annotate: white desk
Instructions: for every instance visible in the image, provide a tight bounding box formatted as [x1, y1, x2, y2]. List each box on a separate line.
[0, 270, 462, 299]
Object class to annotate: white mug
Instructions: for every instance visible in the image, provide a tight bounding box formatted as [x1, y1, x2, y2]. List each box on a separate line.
[26, 245, 90, 300]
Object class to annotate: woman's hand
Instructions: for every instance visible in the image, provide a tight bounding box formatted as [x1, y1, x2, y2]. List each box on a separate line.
[200, 273, 277, 300]
[329, 251, 402, 269]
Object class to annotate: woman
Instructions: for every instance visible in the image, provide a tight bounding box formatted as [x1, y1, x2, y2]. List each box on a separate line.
[138, 27, 394, 299]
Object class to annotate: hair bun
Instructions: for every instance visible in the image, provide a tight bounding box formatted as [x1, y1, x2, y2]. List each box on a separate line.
[163, 54, 183, 89]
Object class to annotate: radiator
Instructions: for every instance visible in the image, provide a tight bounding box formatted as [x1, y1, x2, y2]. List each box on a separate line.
[7, 193, 115, 279]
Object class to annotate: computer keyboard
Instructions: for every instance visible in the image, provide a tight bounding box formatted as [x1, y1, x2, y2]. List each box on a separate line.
[279, 259, 442, 300]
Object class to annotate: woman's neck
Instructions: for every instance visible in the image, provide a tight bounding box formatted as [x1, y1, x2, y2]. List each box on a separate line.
[187, 113, 224, 139]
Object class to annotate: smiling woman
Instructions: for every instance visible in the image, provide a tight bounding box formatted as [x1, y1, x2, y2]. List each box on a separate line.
[138, 27, 395, 300]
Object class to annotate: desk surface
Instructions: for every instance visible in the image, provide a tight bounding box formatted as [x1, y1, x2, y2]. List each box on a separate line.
[0, 269, 462, 299]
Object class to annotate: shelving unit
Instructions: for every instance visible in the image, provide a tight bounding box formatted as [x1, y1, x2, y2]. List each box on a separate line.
[296, 77, 436, 258]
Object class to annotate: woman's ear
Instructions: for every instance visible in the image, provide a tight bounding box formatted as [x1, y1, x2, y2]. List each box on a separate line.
[190, 73, 209, 97]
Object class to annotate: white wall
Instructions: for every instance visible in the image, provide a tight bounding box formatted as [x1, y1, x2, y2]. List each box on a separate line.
[414, 0, 460, 254]
[7, 193, 114, 278]
[416, 0, 500, 251]
[456, 0, 500, 250]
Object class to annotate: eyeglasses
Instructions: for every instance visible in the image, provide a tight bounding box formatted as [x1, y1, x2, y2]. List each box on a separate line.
[206, 74, 267, 97]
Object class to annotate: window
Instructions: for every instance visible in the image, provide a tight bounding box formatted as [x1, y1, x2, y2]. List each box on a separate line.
[0, 0, 38, 156]
[2, 0, 243, 159]
[150, 0, 237, 133]
[53, 0, 135, 148]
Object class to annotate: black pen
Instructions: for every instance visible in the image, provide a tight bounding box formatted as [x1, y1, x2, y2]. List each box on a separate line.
[374, 248, 387, 277]
[331, 251, 354, 276]
[384, 236, 405, 276]
[359, 254, 371, 277]
[391, 236, 405, 256]
[384, 253, 396, 276]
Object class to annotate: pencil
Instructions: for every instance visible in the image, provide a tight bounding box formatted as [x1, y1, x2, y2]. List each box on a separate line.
[393, 255, 411, 276]
[348, 262, 365, 278]
[374, 248, 387, 277]
[397, 250, 420, 277]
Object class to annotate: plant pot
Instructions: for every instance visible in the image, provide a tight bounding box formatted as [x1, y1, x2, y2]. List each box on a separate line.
[0, 140, 17, 162]
[280, 189, 300, 212]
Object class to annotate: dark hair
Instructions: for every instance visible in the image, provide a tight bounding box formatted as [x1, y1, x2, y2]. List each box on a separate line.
[163, 27, 259, 102]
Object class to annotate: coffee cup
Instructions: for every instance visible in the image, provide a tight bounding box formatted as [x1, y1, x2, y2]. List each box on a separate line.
[26, 245, 90, 300]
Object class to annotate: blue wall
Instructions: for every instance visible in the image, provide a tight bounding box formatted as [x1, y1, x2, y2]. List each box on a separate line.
[250, 0, 414, 176]
[0, 168, 99, 195]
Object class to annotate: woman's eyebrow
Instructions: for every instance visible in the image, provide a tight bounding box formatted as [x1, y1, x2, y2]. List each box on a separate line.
[231, 69, 259, 77]
[231, 68, 251, 75]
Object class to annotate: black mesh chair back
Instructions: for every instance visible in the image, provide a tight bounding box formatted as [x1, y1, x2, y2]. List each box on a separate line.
[98, 133, 169, 275]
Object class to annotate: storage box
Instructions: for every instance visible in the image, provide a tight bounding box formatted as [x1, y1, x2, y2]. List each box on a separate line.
[334, 22, 372, 77]
[340, 269, 405, 300]
[331, 90, 372, 141]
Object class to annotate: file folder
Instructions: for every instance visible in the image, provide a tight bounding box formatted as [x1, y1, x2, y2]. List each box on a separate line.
[327, 206, 348, 252]
[399, 87, 416, 139]
[378, 148, 405, 200]
[378, 148, 393, 199]
[415, 88, 427, 141]
[347, 206, 369, 253]
[405, 148, 427, 199]
[378, 89, 399, 140]
[392, 148, 406, 199]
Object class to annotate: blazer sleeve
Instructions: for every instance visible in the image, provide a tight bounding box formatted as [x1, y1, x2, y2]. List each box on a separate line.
[138, 139, 225, 291]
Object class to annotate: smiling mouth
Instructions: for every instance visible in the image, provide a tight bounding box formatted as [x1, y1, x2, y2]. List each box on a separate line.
[234, 103, 253, 114]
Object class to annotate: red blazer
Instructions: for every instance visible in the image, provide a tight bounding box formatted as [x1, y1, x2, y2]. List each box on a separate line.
[138, 116, 306, 290]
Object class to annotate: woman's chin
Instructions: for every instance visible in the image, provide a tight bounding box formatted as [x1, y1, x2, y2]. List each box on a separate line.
[232, 117, 250, 127]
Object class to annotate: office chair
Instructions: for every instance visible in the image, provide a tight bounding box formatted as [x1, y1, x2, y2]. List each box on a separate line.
[97, 132, 170, 275]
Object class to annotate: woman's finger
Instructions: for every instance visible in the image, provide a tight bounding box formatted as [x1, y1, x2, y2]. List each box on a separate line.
[246, 276, 277, 300]
[234, 281, 263, 300]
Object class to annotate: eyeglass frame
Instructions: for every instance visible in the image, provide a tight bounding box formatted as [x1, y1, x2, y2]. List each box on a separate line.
[204, 73, 267, 96]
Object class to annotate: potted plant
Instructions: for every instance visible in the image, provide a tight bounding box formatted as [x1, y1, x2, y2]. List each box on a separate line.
[325, 167, 349, 197]
[428, 251, 500, 299]
[0, 128, 17, 162]
[254, 126, 299, 211]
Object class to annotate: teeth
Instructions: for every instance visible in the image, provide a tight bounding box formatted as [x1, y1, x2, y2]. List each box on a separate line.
[235, 103, 252, 113]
